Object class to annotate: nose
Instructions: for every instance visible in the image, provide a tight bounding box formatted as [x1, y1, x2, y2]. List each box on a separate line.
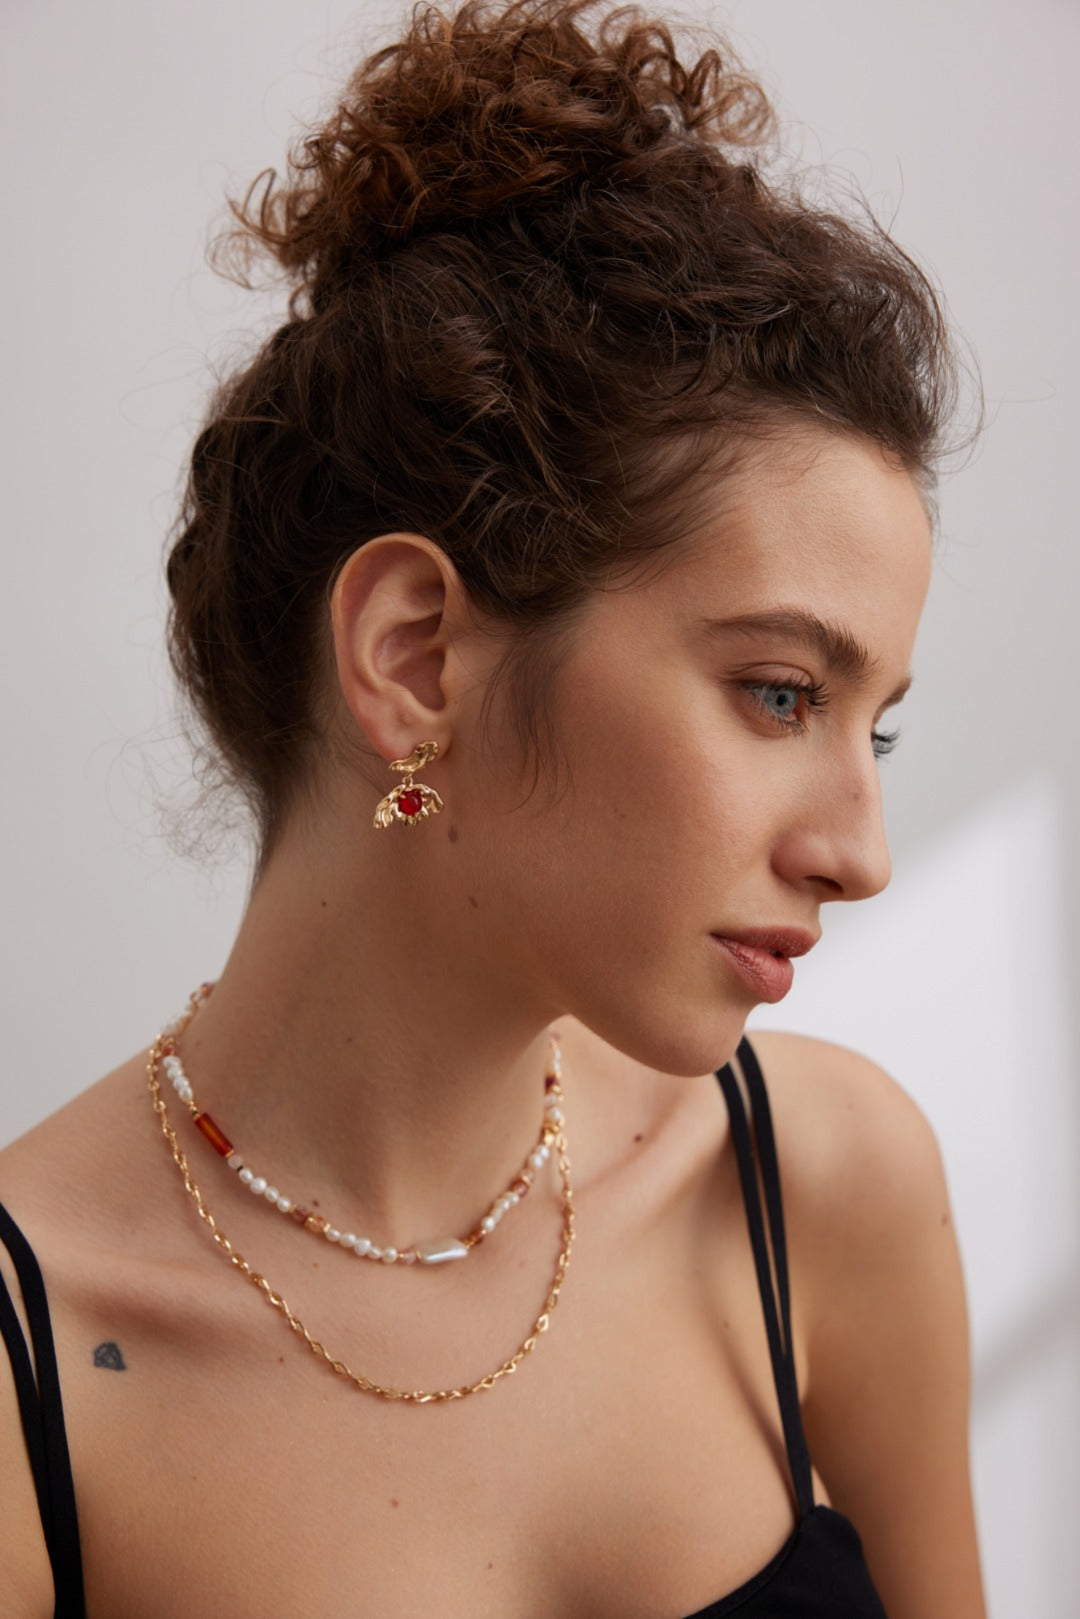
[771, 755, 893, 902]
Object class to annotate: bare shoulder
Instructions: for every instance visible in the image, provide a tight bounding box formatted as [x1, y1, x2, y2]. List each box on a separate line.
[741, 1028, 988, 1619]
[0, 1051, 192, 1616]
[739, 1026, 943, 1255]
[0, 1050, 154, 1219]
[0, 1210, 56, 1619]
[740, 1024, 935, 1152]
[0, 1077, 137, 1619]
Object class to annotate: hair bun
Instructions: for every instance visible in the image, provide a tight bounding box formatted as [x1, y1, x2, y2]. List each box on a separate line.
[213, 0, 772, 298]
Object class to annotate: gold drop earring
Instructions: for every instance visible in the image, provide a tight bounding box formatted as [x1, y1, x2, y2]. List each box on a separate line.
[372, 741, 445, 829]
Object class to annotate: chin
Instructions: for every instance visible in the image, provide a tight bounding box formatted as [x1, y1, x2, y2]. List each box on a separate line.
[565, 998, 749, 1082]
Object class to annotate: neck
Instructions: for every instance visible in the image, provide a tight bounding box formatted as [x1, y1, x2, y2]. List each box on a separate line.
[169, 823, 638, 1248]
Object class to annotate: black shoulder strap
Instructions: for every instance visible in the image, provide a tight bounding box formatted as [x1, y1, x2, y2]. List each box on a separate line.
[0, 1199, 86, 1616]
[715, 1039, 816, 1519]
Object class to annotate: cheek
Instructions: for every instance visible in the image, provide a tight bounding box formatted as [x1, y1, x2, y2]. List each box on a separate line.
[559, 678, 782, 882]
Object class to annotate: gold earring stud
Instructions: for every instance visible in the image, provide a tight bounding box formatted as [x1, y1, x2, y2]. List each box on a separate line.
[372, 741, 445, 830]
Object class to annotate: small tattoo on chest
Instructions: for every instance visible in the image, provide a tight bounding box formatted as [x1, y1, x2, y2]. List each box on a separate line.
[92, 1341, 126, 1371]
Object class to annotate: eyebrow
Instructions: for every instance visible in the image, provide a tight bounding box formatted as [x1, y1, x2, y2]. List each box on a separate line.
[698, 607, 914, 709]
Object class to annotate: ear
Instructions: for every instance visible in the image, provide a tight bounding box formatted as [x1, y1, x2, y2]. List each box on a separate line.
[328, 533, 479, 764]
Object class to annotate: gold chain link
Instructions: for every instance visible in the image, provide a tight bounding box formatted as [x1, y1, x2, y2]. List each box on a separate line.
[146, 1021, 576, 1404]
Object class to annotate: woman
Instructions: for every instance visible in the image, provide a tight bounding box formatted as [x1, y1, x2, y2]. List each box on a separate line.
[0, 1, 988, 1614]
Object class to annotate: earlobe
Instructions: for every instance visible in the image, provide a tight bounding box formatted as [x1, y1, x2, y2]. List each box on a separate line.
[329, 533, 459, 758]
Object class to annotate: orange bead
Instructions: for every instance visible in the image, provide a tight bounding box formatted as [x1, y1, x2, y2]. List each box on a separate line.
[193, 1112, 234, 1157]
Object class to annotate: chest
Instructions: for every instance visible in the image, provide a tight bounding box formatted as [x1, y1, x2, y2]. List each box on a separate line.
[58, 1161, 828, 1619]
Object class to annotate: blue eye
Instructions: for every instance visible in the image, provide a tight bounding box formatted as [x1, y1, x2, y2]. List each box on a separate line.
[738, 680, 900, 760]
[751, 681, 809, 721]
[740, 678, 828, 730]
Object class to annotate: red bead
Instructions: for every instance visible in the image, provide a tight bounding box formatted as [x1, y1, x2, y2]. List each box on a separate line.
[291, 1207, 310, 1225]
[398, 789, 423, 817]
[193, 1112, 234, 1157]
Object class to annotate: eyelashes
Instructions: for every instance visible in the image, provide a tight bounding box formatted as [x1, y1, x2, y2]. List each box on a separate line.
[738, 678, 901, 759]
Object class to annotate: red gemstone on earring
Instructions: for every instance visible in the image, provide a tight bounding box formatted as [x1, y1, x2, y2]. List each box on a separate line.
[399, 790, 423, 817]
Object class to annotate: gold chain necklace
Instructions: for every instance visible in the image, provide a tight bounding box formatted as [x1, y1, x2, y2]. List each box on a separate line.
[160, 982, 563, 1267]
[146, 1004, 577, 1404]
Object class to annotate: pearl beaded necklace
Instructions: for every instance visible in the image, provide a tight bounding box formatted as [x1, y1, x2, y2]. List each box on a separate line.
[147, 987, 576, 1402]
[160, 982, 565, 1267]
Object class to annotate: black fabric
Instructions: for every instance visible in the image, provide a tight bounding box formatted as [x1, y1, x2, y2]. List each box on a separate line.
[687, 1038, 889, 1616]
[0, 1200, 86, 1618]
[0, 1035, 887, 1618]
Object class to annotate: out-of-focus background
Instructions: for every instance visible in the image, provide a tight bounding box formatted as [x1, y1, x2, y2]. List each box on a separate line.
[2, 2, 1076, 1612]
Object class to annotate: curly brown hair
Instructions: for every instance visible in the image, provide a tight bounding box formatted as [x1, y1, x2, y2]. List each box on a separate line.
[165, 0, 973, 877]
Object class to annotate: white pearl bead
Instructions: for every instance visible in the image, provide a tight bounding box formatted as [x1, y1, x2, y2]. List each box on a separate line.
[239, 1168, 254, 1185]
[537, 1143, 550, 1162]
[250, 1176, 267, 1195]
[508, 1191, 520, 1204]
[277, 1197, 292, 1213]
[326, 1228, 341, 1243]
[226, 1153, 243, 1172]
[353, 1238, 372, 1255]
[368, 1247, 382, 1260]
[415, 1237, 469, 1263]
[528, 1149, 544, 1169]
[340, 1234, 357, 1249]
[382, 1247, 397, 1263]
[481, 1215, 496, 1233]
[264, 1186, 279, 1201]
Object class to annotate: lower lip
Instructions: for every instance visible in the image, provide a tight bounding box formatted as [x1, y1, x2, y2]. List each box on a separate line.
[710, 938, 795, 1002]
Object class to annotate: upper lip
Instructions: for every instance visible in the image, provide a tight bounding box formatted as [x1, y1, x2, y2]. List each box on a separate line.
[711, 926, 820, 959]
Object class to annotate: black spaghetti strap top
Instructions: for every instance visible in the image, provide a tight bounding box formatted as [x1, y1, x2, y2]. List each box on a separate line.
[684, 1037, 889, 1617]
[0, 1035, 887, 1618]
[0, 1200, 85, 1618]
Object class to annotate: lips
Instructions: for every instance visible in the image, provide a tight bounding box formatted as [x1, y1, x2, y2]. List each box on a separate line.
[709, 926, 819, 959]
[709, 926, 819, 1004]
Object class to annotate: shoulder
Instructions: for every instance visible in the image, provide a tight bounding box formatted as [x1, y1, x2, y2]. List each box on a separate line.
[0, 1178, 68, 1615]
[738, 1026, 953, 1372]
[0, 1049, 190, 1397]
[742, 1029, 987, 1617]
[1, 1051, 156, 1223]
[738, 1027, 945, 1266]
[742, 1024, 936, 1154]
[0, 1052, 221, 1614]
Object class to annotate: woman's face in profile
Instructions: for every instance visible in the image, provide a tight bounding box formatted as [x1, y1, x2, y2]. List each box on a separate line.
[465, 421, 933, 1073]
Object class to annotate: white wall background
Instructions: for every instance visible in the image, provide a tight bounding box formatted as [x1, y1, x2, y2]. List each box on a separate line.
[2, 2, 1076, 1614]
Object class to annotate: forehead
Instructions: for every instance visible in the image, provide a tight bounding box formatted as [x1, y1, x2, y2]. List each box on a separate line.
[654, 424, 933, 629]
